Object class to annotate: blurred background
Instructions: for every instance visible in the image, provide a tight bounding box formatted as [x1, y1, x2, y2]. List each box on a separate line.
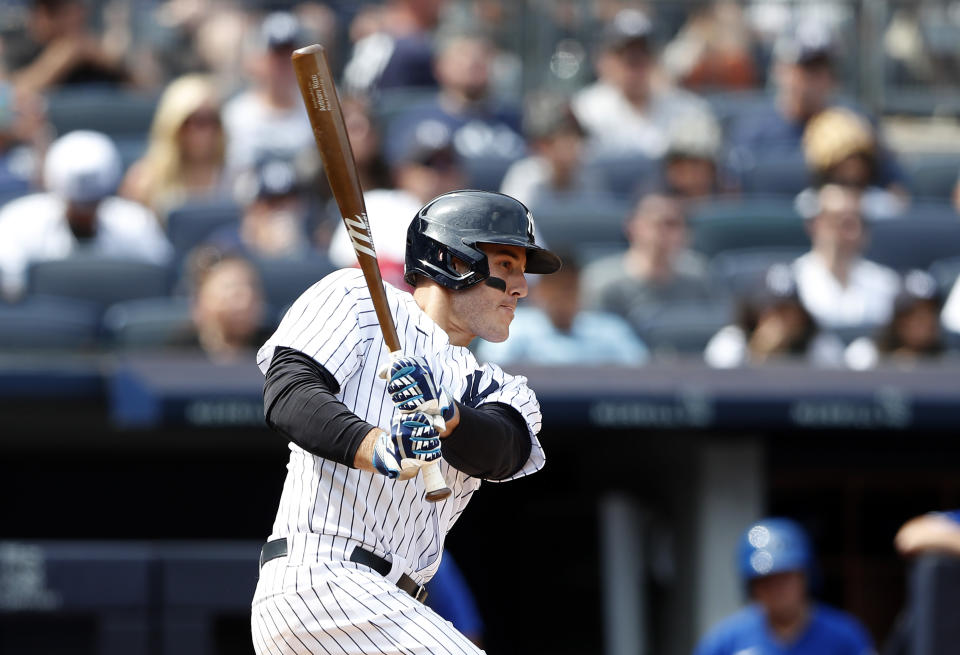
[2, 0, 960, 654]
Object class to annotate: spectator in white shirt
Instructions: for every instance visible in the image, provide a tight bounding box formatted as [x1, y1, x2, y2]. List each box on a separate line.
[0, 130, 171, 300]
[221, 12, 314, 177]
[571, 8, 716, 159]
[943, 274, 960, 335]
[792, 184, 900, 331]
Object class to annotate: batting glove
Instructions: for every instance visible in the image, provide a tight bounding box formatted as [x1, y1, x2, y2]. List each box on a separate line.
[386, 356, 455, 423]
[372, 412, 441, 480]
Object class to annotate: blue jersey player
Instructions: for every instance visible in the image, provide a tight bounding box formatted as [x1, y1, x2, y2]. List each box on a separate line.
[693, 517, 875, 655]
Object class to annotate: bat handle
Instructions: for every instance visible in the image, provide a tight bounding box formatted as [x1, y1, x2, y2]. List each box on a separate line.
[422, 460, 452, 503]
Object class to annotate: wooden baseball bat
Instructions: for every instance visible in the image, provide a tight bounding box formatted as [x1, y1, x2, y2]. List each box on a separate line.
[292, 44, 451, 503]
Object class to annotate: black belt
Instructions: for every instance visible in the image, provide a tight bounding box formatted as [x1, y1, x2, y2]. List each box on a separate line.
[259, 538, 428, 603]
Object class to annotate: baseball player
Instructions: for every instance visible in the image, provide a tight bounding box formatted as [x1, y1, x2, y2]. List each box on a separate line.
[693, 517, 875, 655]
[250, 190, 561, 654]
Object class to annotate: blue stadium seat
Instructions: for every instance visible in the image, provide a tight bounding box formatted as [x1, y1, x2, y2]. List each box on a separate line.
[102, 297, 193, 349]
[45, 87, 159, 138]
[902, 153, 960, 200]
[27, 257, 172, 309]
[632, 300, 732, 355]
[690, 196, 808, 257]
[710, 247, 807, 294]
[929, 256, 960, 295]
[866, 220, 960, 272]
[461, 154, 520, 192]
[582, 151, 659, 197]
[165, 199, 241, 257]
[736, 152, 811, 196]
[252, 255, 336, 314]
[527, 193, 631, 260]
[0, 297, 100, 349]
[704, 90, 773, 132]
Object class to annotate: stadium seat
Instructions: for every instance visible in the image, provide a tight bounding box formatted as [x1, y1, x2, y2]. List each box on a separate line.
[165, 199, 242, 257]
[27, 257, 172, 309]
[906, 200, 960, 222]
[45, 87, 159, 139]
[102, 297, 193, 349]
[929, 256, 960, 294]
[252, 255, 335, 314]
[689, 196, 808, 257]
[582, 151, 659, 197]
[529, 193, 631, 260]
[704, 90, 772, 132]
[902, 153, 960, 200]
[710, 247, 807, 294]
[736, 152, 811, 196]
[866, 220, 960, 272]
[632, 300, 732, 355]
[0, 297, 100, 350]
[461, 154, 520, 192]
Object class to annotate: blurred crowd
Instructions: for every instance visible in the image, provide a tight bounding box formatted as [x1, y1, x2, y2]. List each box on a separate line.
[1, 0, 960, 368]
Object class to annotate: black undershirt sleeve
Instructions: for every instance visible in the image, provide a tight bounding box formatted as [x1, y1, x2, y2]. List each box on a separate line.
[263, 346, 375, 466]
[441, 401, 532, 481]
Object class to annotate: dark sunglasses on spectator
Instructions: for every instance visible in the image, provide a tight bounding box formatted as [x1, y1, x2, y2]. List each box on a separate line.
[183, 112, 221, 129]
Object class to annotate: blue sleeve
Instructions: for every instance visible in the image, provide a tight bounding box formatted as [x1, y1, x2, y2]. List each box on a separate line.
[425, 552, 484, 639]
[941, 510, 960, 525]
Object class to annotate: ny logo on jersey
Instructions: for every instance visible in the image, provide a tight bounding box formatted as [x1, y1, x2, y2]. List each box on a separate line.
[460, 371, 500, 408]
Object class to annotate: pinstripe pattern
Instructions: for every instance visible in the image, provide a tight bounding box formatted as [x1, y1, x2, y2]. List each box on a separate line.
[252, 269, 544, 653]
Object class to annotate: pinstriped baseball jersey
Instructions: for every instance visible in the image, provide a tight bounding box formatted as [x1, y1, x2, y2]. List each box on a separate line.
[255, 268, 545, 584]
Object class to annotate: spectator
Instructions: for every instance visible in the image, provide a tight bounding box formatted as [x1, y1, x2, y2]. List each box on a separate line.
[0, 130, 171, 300]
[655, 109, 730, 201]
[7, 0, 133, 93]
[845, 270, 946, 370]
[386, 30, 526, 180]
[341, 95, 391, 193]
[342, 0, 445, 96]
[476, 255, 648, 366]
[693, 517, 875, 655]
[792, 184, 900, 331]
[943, 274, 960, 335]
[499, 94, 604, 209]
[582, 193, 713, 330]
[0, 80, 50, 194]
[222, 11, 313, 177]
[727, 19, 904, 189]
[795, 107, 907, 220]
[179, 248, 268, 362]
[208, 157, 312, 261]
[705, 264, 845, 368]
[121, 74, 227, 219]
[571, 8, 716, 158]
[329, 116, 467, 287]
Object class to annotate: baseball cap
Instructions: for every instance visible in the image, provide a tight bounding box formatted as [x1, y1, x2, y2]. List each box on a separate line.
[260, 11, 302, 51]
[895, 270, 941, 313]
[665, 111, 722, 161]
[43, 130, 122, 204]
[600, 8, 653, 51]
[386, 118, 457, 169]
[234, 157, 299, 205]
[774, 20, 836, 66]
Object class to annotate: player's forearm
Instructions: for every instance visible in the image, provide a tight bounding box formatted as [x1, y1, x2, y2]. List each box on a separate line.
[441, 401, 531, 479]
[352, 427, 385, 472]
[264, 346, 374, 466]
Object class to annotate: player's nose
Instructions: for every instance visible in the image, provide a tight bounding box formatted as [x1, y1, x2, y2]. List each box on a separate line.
[509, 271, 528, 298]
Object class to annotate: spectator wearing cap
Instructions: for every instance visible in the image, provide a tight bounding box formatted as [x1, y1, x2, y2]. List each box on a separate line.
[342, 0, 444, 96]
[6, 0, 136, 93]
[705, 264, 845, 368]
[329, 116, 467, 287]
[386, 30, 526, 185]
[477, 254, 648, 366]
[727, 20, 904, 189]
[207, 157, 311, 260]
[571, 8, 717, 159]
[221, 12, 314, 177]
[581, 193, 714, 331]
[792, 184, 900, 332]
[0, 130, 171, 300]
[498, 94, 605, 209]
[121, 74, 228, 219]
[845, 270, 947, 370]
[693, 517, 874, 655]
[655, 110, 731, 201]
[795, 107, 908, 220]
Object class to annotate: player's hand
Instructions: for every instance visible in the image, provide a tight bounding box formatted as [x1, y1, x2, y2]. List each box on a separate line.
[385, 356, 455, 422]
[372, 412, 441, 480]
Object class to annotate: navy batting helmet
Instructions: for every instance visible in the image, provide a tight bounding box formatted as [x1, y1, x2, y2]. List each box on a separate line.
[738, 517, 814, 582]
[404, 190, 562, 290]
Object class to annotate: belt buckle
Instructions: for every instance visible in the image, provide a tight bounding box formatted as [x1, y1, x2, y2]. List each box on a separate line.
[414, 585, 428, 603]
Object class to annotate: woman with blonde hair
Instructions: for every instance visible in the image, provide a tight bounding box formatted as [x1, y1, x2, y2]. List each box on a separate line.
[121, 74, 227, 218]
